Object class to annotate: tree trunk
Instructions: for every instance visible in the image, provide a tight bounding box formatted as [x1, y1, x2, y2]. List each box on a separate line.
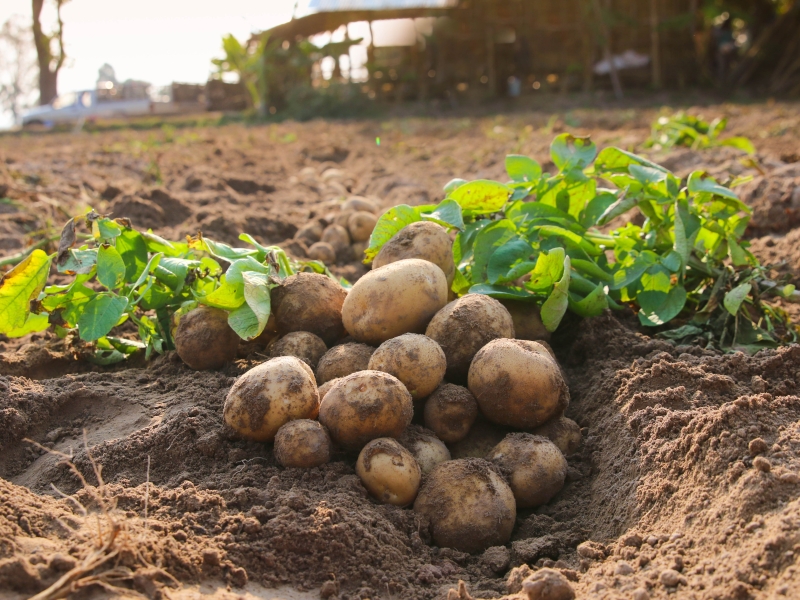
[32, 0, 66, 106]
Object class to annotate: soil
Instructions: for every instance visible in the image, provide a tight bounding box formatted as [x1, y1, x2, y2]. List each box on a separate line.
[1, 98, 800, 600]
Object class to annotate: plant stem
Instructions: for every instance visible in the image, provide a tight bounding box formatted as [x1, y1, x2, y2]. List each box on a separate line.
[0, 237, 54, 267]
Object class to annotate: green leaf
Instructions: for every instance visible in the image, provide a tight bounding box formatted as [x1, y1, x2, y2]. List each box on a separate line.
[638, 286, 687, 327]
[487, 238, 533, 284]
[687, 171, 742, 202]
[596, 192, 637, 226]
[610, 253, 658, 290]
[422, 199, 464, 231]
[656, 324, 703, 340]
[225, 257, 271, 285]
[472, 220, 517, 281]
[142, 232, 186, 257]
[661, 251, 683, 273]
[526, 247, 566, 292]
[580, 192, 618, 228]
[452, 268, 471, 295]
[198, 277, 245, 310]
[116, 229, 149, 280]
[58, 249, 97, 274]
[97, 245, 126, 290]
[505, 155, 542, 183]
[724, 283, 751, 316]
[447, 180, 511, 213]
[0, 249, 52, 333]
[550, 134, 596, 172]
[569, 284, 608, 317]
[571, 258, 612, 282]
[443, 178, 467, 194]
[469, 284, 538, 301]
[364, 204, 421, 263]
[727, 235, 749, 266]
[194, 237, 259, 262]
[93, 218, 122, 241]
[535, 225, 602, 256]
[4, 312, 50, 338]
[673, 199, 689, 273]
[77, 293, 129, 341]
[540, 255, 571, 332]
[227, 303, 263, 341]
[131, 253, 163, 290]
[719, 136, 755, 155]
[629, 164, 668, 187]
[595, 146, 669, 174]
[240, 271, 272, 339]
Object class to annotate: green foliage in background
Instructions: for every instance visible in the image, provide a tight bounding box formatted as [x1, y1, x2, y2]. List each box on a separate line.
[646, 112, 756, 154]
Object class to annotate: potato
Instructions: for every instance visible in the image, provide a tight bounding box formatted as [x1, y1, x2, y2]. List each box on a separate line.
[316, 342, 374, 384]
[348, 211, 378, 243]
[223, 356, 319, 442]
[500, 300, 551, 343]
[318, 370, 413, 451]
[322, 223, 351, 252]
[317, 377, 340, 401]
[398, 425, 451, 475]
[342, 196, 378, 214]
[307, 241, 336, 264]
[373, 221, 455, 286]
[414, 458, 516, 553]
[271, 272, 347, 346]
[351, 240, 369, 259]
[367, 333, 446, 400]
[425, 294, 515, 383]
[333, 211, 355, 229]
[274, 419, 332, 468]
[531, 416, 582, 456]
[269, 331, 327, 369]
[294, 221, 324, 244]
[175, 306, 240, 370]
[343, 259, 448, 345]
[448, 420, 510, 459]
[469, 339, 568, 429]
[488, 433, 567, 508]
[356, 438, 421, 506]
[423, 383, 479, 444]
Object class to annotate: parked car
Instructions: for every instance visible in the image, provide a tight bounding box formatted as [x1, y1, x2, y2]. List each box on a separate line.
[19, 89, 154, 127]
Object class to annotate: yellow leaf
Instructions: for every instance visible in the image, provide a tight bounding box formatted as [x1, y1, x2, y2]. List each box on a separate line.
[0, 250, 53, 333]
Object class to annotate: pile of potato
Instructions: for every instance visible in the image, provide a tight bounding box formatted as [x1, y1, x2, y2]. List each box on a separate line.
[176, 220, 582, 555]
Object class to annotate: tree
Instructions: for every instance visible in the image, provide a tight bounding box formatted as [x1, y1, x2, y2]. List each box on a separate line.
[32, 0, 69, 106]
[0, 16, 37, 121]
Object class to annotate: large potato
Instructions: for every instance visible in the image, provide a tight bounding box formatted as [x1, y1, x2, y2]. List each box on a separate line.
[425, 294, 515, 383]
[468, 339, 568, 429]
[398, 425, 451, 475]
[342, 259, 448, 345]
[367, 333, 446, 400]
[500, 300, 551, 343]
[356, 438, 421, 506]
[423, 383, 479, 444]
[269, 331, 327, 369]
[316, 342, 374, 384]
[175, 306, 240, 370]
[488, 433, 567, 508]
[318, 370, 413, 451]
[271, 272, 347, 345]
[373, 221, 455, 286]
[223, 356, 319, 442]
[274, 419, 332, 468]
[414, 459, 516, 554]
[531, 416, 582, 456]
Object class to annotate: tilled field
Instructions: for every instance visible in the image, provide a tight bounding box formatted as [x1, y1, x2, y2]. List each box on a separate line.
[1, 100, 800, 600]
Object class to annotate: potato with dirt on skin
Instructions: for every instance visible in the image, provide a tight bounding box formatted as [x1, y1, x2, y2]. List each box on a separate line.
[316, 342, 375, 384]
[425, 294, 515, 383]
[318, 370, 413, 451]
[469, 338, 568, 429]
[317, 377, 340, 401]
[423, 383, 479, 444]
[322, 224, 351, 252]
[347, 211, 378, 243]
[447, 419, 510, 459]
[356, 437, 421, 506]
[271, 272, 347, 346]
[269, 331, 327, 369]
[307, 241, 337, 264]
[398, 425, 451, 475]
[342, 196, 378, 214]
[414, 458, 516, 554]
[223, 356, 319, 442]
[274, 419, 332, 468]
[294, 221, 324, 245]
[367, 333, 446, 400]
[343, 259, 448, 346]
[531, 416, 582, 456]
[488, 433, 567, 508]
[174, 306, 240, 370]
[500, 299, 551, 343]
[373, 221, 456, 286]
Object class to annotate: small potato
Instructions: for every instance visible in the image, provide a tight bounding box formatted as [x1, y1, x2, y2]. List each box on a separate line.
[318, 370, 413, 451]
[426, 294, 515, 383]
[342, 196, 378, 214]
[423, 383, 479, 444]
[488, 433, 567, 508]
[269, 331, 327, 369]
[274, 419, 332, 468]
[348, 211, 378, 243]
[307, 241, 337, 264]
[343, 259, 448, 345]
[500, 300, 551, 343]
[398, 425, 451, 475]
[316, 342, 374, 384]
[317, 377, 340, 401]
[333, 211, 355, 229]
[368, 334, 446, 400]
[356, 438, 421, 506]
[414, 458, 516, 554]
[448, 420, 510, 459]
[223, 356, 319, 442]
[351, 240, 369, 259]
[373, 221, 455, 286]
[531, 416, 582, 456]
[175, 306, 240, 370]
[322, 224, 351, 253]
[294, 221, 324, 244]
[271, 272, 347, 346]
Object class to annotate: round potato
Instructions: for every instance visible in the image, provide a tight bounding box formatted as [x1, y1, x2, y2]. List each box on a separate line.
[274, 419, 332, 468]
[414, 458, 516, 554]
[398, 425, 451, 475]
[333, 211, 355, 229]
[223, 356, 319, 442]
[351, 240, 369, 260]
[488, 433, 567, 508]
[342, 196, 378, 214]
[373, 221, 455, 286]
[316, 342, 374, 384]
[307, 241, 337, 264]
[500, 300, 551, 343]
[175, 306, 240, 370]
[348, 211, 378, 243]
[323, 224, 351, 252]
[317, 377, 340, 401]
[294, 221, 324, 245]
[448, 420, 510, 459]
[269, 331, 327, 369]
[423, 383, 479, 444]
[271, 272, 347, 346]
[356, 438, 421, 506]
[368, 334, 446, 400]
[425, 294, 515, 383]
[531, 416, 582, 456]
[318, 370, 413, 451]
[343, 259, 448, 345]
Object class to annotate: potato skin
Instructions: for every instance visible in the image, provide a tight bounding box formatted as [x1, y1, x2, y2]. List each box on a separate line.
[271, 272, 347, 346]
[468, 339, 568, 429]
[318, 370, 413, 451]
[317, 377, 340, 401]
[307, 241, 337, 264]
[368, 334, 446, 400]
[414, 458, 516, 554]
[269, 331, 328, 368]
[488, 433, 567, 508]
[294, 221, 324, 244]
[223, 356, 319, 442]
[175, 306, 240, 370]
[423, 383, 479, 444]
[373, 221, 455, 286]
[531, 416, 582, 456]
[343, 259, 448, 345]
[448, 420, 510, 459]
[425, 294, 515, 383]
[322, 224, 351, 253]
[356, 438, 421, 506]
[398, 425, 451, 475]
[274, 419, 332, 468]
[500, 300, 551, 343]
[316, 342, 374, 384]
[342, 196, 378, 214]
[348, 211, 378, 243]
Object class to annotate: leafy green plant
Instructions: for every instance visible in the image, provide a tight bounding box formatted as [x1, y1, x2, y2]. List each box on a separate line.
[646, 112, 756, 154]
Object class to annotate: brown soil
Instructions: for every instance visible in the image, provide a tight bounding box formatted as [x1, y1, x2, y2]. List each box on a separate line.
[1, 99, 799, 600]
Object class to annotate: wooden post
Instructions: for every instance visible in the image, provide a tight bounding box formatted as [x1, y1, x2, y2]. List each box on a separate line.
[650, 0, 662, 88]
